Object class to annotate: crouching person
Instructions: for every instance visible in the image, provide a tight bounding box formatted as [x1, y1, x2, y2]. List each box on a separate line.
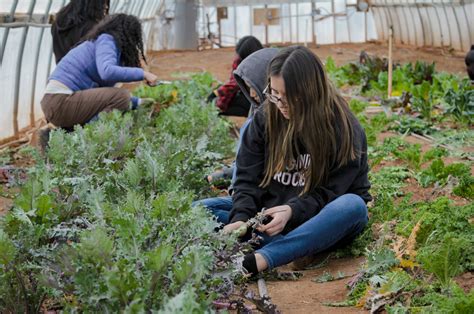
[41, 14, 158, 129]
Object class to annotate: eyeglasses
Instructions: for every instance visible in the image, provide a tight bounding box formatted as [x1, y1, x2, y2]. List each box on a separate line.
[263, 84, 288, 106]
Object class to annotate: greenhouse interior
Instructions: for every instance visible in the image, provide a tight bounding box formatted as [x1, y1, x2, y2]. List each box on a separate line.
[0, 0, 473, 312]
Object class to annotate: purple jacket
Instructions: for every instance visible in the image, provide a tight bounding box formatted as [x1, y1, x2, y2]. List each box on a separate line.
[49, 33, 144, 91]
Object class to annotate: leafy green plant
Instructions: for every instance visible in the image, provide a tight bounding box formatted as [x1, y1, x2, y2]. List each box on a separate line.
[370, 67, 413, 97]
[418, 235, 464, 288]
[393, 143, 422, 170]
[0, 73, 239, 312]
[410, 81, 434, 121]
[395, 197, 473, 271]
[349, 98, 370, 115]
[407, 61, 436, 85]
[0, 148, 11, 167]
[415, 283, 474, 313]
[370, 166, 410, 199]
[418, 158, 473, 198]
[325, 53, 388, 91]
[443, 79, 474, 125]
[422, 147, 448, 162]
[392, 115, 434, 135]
[359, 112, 393, 147]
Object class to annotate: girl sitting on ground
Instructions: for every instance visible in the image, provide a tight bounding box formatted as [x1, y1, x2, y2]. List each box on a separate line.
[223, 46, 372, 275]
[41, 14, 158, 129]
[209, 35, 263, 117]
[52, 0, 110, 63]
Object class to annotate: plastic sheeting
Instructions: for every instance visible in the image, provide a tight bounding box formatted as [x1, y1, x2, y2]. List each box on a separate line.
[371, 0, 473, 52]
[199, 0, 378, 47]
[0, 0, 163, 142]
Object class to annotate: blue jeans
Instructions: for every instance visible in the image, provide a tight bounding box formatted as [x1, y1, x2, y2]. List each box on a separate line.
[197, 193, 368, 269]
[193, 196, 232, 224]
[257, 194, 368, 269]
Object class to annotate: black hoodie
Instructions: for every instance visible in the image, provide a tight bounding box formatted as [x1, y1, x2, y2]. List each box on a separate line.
[230, 105, 372, 233]
[51, 17, 98, 64]
[465, 45, 474, 81]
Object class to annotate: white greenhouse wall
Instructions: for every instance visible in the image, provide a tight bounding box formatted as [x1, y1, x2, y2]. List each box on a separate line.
[371, 0, 473, 53]
[200, 0, 378, 47]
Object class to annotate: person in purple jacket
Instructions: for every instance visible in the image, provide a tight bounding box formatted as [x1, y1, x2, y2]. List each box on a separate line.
[41, 14, 158, 129]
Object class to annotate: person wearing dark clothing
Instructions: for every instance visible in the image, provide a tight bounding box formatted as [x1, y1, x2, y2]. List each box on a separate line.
[234, 48, 279, 115]
[52, 0, 109, 64]
[210, 35, 263, 116]
[41, 14, 158, 128]
[466, 45, 474, 81]
[197, 48, 279, 216]
[222, 46, 371, 275]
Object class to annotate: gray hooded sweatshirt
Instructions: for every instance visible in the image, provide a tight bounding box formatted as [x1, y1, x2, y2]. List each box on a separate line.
[233, 48, 279, 115]
[226, 48, 279, 194]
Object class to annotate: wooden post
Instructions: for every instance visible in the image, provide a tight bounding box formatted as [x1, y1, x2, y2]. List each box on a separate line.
[331, 0, 336, 43]
[217, 8, 222, 47]
[280, 4, 284, 43]
[364, 11, 367, 42]
[289, 3, 292, 43]
[233, 5, 237, 45]
[304, 18, 308, 47]
[388, 26, 393, 98]
[249, 5, 253, 36]
[296, 2, 300, 43]
[264, 4, 268, 45]
[311, 1, 316, 45]
[258, 278, 268, 298]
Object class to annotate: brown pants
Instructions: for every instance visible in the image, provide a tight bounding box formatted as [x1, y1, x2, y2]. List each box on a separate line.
[41, 87, 131, 128]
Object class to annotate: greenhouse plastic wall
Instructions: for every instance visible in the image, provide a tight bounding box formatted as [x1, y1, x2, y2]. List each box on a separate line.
[0, 0, 163, 142]
[370, 0, 473, 53]
[200, 0, 378, 47]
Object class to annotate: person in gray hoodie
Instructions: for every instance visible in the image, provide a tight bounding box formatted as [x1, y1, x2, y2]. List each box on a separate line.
[197, 48, 279, 223]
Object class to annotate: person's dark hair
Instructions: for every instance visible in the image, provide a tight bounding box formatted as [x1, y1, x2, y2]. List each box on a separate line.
[56, 0, 109, 28]
[236, 36, 263, 60]
[261, 46, 357, 194]
[465, 45, 474, 80]
[83, 14, 146, 68]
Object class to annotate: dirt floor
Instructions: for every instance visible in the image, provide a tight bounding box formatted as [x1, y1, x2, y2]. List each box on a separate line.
[146, 42, 468, 83]
[261, 257, 367, 313]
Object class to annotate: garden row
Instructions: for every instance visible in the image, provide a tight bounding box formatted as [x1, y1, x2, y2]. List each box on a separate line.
[0, 57, 472, 312]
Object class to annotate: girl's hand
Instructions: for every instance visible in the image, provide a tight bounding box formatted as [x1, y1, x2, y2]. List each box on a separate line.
[144, 71, 158, 86]
[223, 221, 247, 237]
[257, 205, 292, 237]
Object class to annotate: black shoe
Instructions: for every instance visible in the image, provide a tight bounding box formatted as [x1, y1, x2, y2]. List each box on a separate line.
[243, 254, 259, 277]
[38, 128, 52, 154]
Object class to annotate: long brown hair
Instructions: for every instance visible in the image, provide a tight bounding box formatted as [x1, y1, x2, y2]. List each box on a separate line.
[261, 46, 357, 194]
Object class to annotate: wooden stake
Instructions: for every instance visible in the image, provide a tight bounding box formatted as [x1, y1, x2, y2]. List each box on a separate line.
[311, 1, 316, 45]
[304, 19, 308, 47]
[257, 278, 268, 298]
[388, 26, 393, 98]
[264, 4, 269, 45]
[217, 13, 222, 47]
